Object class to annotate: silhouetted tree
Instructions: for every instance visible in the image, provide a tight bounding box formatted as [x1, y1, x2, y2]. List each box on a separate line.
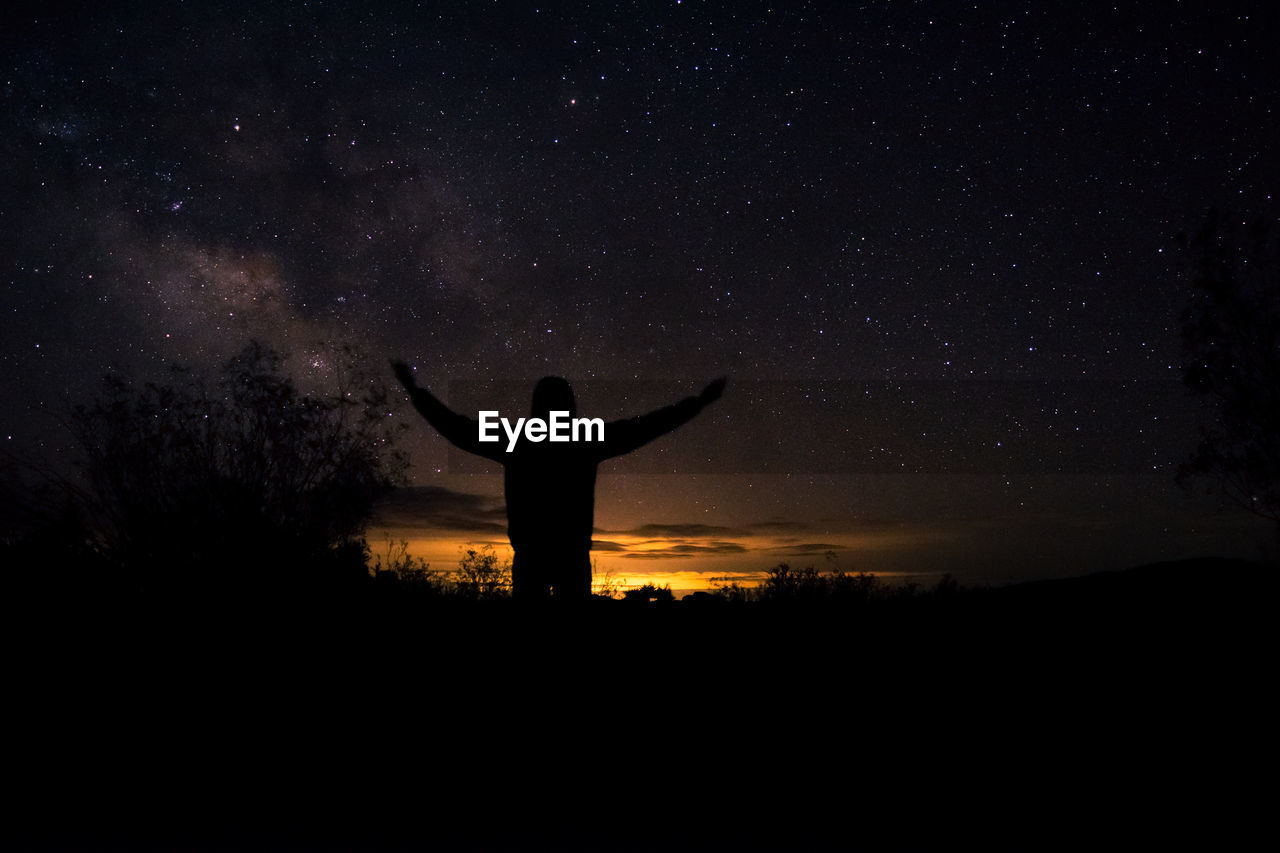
[622, 582, 674, 604]
[709, 579, 753, 603]
[0, 456, 104, 597]
[1176, 211, 1280, 526]
[64, 341, 406, 592]
[754, 563, 899, 606]
[453, 544, 512, 599]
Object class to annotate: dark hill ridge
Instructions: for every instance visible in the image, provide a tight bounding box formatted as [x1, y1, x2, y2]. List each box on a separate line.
[977, 556, 1274, 618]
[989, 556, 1270, 598]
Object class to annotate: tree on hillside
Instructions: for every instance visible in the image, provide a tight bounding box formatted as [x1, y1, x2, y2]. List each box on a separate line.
[1176, 210, 1280, 526]
[64, 341, 407, 591]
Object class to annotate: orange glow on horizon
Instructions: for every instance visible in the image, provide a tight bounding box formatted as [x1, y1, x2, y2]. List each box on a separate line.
[366, 527, 925, 597]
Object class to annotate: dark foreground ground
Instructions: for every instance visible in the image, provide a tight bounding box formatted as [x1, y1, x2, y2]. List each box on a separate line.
[5, 557, 1273, 851]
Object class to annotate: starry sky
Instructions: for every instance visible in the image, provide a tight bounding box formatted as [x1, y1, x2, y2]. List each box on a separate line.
[3, 1, 1276, 592]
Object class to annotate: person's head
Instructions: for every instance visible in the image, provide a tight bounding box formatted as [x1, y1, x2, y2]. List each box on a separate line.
[530, 376, 576, 419]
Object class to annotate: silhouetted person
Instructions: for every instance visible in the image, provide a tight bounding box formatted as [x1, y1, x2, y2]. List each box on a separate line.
[392, 363, 726, 600]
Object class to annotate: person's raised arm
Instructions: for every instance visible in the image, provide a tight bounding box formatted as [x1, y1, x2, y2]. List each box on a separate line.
[600, 377, 727, 460]
[392, 361, 503, 462]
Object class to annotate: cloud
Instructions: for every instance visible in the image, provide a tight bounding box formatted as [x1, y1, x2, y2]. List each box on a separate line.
[597, 522, 744, 538]
[591, 517, 869, 562]
[371, 486, 907, 567]
[372, 485, 508, 536]
[665, 541, 749, 554]
[763, 543, 847, 556]
[373, 489, 811, 561]
[611, 539, 751, 559]
[744, 521, 810, 533]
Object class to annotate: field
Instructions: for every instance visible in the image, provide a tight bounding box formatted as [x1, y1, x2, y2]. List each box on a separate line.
[6, 557, 1270, 850]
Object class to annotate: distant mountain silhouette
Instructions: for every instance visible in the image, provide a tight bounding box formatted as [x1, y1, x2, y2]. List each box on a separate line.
[983, 556, 1271, 609]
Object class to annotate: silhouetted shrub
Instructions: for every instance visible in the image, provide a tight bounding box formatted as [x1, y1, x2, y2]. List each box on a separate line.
[370, 534, 444, 591]
[63, 341, 405, 592]
[622, 582, 674, 604]
[741, 563, 954, 608]
[757, 563, 880, 604]
[452, 544, 512, 599]
[824, 569, 882, 603]
[0, 460, 108, 598]
[710, 580, 754, 604]
[933, 573, 959, 598]
[591, 561, 621, 598]
[1177, 210, 1280, 526]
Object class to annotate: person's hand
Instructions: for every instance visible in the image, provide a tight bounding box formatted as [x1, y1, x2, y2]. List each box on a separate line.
[700, 376, 728, 405]
[391, 360, 418, 390]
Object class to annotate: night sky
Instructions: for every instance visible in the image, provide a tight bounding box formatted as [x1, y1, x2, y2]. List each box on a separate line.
[3, 1, 1276, 592]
